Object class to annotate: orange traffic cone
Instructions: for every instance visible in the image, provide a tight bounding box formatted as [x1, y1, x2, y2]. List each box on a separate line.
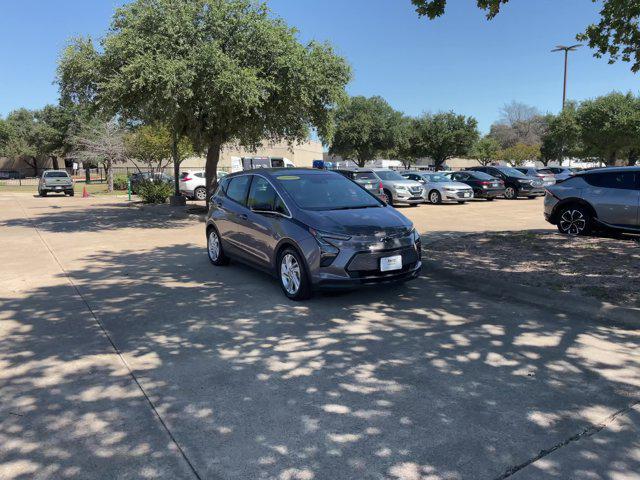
[82, 186, 89, 198]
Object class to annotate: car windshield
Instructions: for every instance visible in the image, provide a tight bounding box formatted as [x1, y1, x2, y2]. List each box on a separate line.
[275, 173, 382, 211]
[45, 171, 69, 178]
[423, 174, 448, 183]
[375, 170, 405, 181]
[497, 167, 527, 178]
[354, 171, 377, 181]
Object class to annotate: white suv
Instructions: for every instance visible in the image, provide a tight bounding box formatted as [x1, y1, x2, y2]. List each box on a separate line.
[179, 170, 228, 200]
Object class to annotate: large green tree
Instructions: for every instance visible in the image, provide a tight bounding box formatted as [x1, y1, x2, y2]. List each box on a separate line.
[540, 102, 581, 166]
[470, 136, 500, 166]
[576, 91, 640, 165]
[57, 0, 351, 201]
[125, 124, 194, 173]
[411, 0, 640, 72]
[496, 143, 540, 167]
[411, 112, 479, 170]
[329, 96, 406, 167]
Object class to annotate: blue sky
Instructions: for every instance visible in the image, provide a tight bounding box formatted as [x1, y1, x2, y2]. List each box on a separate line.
[1, 0, 638, 132]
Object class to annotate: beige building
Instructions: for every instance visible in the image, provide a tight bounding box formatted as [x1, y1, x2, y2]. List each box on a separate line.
[1, 139, 324, 177]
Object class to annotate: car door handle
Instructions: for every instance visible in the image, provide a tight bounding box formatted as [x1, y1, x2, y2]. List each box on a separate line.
[238, 213, 248, 220]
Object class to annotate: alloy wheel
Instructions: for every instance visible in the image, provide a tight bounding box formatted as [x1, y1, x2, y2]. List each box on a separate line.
[195, 187, 207, 201]
[208, 230, 220, 261]
[559, 209, 587, 236]
[280, 253, 301, 295]
[505, 187, 516, 199]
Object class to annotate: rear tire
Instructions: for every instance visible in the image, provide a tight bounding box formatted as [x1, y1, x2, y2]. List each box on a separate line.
[207, 227, 230, 266]
[527, 196, 536, 199]
[557, 205, 592, 236]
[486, 197, 495, 201]
[278, 247, 311, 301]
[194, 187, 207, 201]
[457, 201, 466, 204]
[39, 190, 47, 197]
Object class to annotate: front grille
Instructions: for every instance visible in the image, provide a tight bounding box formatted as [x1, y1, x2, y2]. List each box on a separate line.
[409, 186, 423, 194]
[346, 246, 420, 275]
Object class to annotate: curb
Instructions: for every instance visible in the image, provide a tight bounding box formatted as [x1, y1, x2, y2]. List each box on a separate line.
[421, 259, 640, 329]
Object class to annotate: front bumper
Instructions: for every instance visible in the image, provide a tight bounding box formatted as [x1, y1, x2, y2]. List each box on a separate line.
[475, 188, 505, 198]
[316, 261, 422, 289]
[311, 240, 422, 289]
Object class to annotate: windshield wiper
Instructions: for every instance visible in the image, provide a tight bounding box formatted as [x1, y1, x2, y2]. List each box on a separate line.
[328, 205, 379, 211]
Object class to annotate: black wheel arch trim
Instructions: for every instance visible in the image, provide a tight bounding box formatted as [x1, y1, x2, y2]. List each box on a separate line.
[551, 198, 598, 224]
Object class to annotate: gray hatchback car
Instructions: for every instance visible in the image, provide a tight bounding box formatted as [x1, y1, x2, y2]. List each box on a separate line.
[206, 169, 422, 300]
[544, 166, 639, 235]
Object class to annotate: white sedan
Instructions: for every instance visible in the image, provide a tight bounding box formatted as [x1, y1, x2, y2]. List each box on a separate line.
[401, 171, 474, 204]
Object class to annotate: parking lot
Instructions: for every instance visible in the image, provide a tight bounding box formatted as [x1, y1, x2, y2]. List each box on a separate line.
[1, 192, 639, 480]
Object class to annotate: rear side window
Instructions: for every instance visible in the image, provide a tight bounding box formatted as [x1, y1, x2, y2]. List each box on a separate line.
[226, 175, 252, 205]
[585, 172, 636, 190]
[44, 171, 69, 178]
[354, 172, 377, 181]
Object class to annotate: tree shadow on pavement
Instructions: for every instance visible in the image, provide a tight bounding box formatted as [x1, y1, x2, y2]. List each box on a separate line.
[2, 242, 640, 480]
[0, 202, 202, 233]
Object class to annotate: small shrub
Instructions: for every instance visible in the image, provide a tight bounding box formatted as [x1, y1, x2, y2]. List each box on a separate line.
[137, 180, 173, 204]
[113, 174, 129, 190]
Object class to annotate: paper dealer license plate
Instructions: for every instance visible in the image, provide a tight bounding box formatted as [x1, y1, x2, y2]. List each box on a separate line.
[380, 255, 402, 272]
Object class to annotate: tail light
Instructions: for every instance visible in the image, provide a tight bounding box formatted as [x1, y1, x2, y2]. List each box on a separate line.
[379, 181, 384, 190]
[479, 181, 492, 185]
[182, 177, 192, 182]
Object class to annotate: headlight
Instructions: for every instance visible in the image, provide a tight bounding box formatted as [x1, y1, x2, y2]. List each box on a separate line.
[444, 187, 457, 191]
[519, 179, 532, 184]
[309, 228, 349, 266]
[396, 185, 408, 191]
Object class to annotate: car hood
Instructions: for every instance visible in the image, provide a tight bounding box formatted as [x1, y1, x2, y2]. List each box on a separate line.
[305, 206, 412, 236]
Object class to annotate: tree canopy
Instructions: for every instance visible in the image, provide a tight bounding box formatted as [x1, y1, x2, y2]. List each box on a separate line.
[125, 124, 194, 172]
[470, 136, 500, 166]
[575, 91, 640, 165]
[58, 0, 351, 199]
[540, 102, 581, 166]
[411, 112, 479, 170]
[411, 0, 640, 72]
[329, 96, 406, 167]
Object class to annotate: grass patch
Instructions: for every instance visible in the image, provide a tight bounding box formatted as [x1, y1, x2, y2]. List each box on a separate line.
[0, 183, 127, 196]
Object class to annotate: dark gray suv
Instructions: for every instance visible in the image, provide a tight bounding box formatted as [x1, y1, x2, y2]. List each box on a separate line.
[544, 167, 639, 235]
[206, 169, 422, 300]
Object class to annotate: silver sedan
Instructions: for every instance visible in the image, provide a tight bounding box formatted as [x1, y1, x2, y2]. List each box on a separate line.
[401, 171, 474, 204]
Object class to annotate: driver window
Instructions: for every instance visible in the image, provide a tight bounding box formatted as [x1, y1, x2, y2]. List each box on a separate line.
[248, 176, 289, 215]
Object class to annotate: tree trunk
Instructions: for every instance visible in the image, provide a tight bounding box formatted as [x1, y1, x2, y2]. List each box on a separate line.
[433, 158, 446, 171]
[106, 160, 114, 192]
[171, 132, 181, 196]
[205, 140, 222, 208]
[51, 155, 59, 170]
[628, 150, 638, 166]
[356, 157, 366, 168]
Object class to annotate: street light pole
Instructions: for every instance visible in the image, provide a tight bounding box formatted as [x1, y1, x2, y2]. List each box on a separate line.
[551, 44, 581, 109]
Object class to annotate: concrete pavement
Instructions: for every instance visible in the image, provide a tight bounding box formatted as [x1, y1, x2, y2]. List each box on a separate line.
[1, 193, 638, 480]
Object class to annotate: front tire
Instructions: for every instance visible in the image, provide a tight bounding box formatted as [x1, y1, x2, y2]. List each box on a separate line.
[486, 197, 495, 201]
[39, 190, 47, 197]
[557, 205, 592, 236]
[207, 227, 230, 266]
[428, 190, 442, 205]
[504, 186, 518, 200]
[278, 248, 311, 301]
[194, 187, 207, 201]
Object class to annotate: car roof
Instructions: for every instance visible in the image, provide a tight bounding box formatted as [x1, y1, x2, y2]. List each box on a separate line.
[225, 168, 333, 179]
[43, 169, 68, 173]
[575, 166, 640, 175]
[335, 168, 374, 172]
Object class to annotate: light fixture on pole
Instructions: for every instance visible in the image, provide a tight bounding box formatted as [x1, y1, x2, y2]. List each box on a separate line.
[551, 44, 581, 109]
